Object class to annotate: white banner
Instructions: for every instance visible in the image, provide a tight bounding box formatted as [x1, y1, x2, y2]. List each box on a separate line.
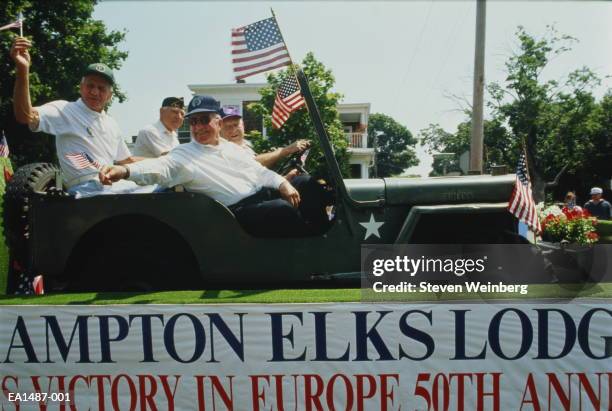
[0, 302, 610, 410]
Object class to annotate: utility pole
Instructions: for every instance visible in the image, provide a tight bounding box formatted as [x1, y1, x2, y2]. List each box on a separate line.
[469, 0, 486, 174]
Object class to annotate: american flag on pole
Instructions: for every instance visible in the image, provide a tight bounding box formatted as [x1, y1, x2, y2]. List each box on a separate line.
[65, 152, 101, 170]
[231, 17, 291, 81]
[0, 13, 22, 32]
[271, 74, 305, 129]
[0, 132, 10, 157]
[508, 153, 540, 232]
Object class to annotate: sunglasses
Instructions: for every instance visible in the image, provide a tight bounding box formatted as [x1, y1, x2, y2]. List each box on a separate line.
[188, 114, 217, 126]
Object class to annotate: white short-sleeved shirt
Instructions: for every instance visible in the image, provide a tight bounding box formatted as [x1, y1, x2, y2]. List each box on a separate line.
[128, 139, 285, 206]
[238, 140, 257, 157]
[32, 99, 131, 187]
[132, 120, 179, 158]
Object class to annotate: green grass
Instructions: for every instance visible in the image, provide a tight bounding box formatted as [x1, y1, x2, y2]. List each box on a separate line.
[0, 283, 610, 305]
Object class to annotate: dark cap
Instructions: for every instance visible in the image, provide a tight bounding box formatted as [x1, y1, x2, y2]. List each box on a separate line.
[161, 97, 184, 109]
[83, 63, 115, 85]
[220, 105, 242, 119]
[185, 95, 221, 117]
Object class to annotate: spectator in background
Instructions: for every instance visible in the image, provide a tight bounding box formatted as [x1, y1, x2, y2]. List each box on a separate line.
[584, 187, 611, 220]
[133, 97, 184, 158]
[562, 191, 583, 214]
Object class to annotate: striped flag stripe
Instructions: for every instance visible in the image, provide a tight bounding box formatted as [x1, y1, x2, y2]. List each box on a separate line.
[235, 61, 293, 81]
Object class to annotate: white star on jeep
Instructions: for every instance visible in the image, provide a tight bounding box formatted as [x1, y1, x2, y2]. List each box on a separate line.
[359, 213, 384, 240]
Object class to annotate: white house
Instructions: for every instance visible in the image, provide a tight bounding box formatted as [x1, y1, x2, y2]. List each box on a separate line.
[184, 82, 375, 179]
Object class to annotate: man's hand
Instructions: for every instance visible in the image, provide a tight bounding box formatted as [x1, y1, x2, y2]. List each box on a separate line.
[283, 139, 311, 156]
[99, 165, 128, 185]
[283, 168, 300, 181]
[10, 37, 32, 71]
[279, 181, 301, 208]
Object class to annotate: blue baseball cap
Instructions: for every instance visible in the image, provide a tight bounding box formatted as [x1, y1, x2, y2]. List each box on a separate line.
[185, 95, 221, 117]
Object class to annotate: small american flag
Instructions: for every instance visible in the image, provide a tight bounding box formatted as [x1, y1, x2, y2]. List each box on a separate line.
[231, 17, 291, 81]
[271, 74, 305, 129]
[0, 132, 9, 157]
[65, 152, 101, 170]
[0, 13, 22, 32]
[300, 148, 310, 164]
[508, 153, 540, 232]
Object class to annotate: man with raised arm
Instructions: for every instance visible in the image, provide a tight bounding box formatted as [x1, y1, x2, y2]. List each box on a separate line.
[10, 36, 150, 198]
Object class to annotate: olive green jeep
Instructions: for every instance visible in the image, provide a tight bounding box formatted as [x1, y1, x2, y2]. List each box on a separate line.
[3, 71, 521, 292]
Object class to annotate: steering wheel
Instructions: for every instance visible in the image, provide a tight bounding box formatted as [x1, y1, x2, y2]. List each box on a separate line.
[276, 149, 309, 177]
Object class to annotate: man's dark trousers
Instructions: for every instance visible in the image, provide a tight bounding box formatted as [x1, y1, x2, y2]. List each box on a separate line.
[229, 175, 331, 237]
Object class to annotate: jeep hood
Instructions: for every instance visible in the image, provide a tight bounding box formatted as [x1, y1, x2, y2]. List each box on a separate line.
[344, 174, 515, 205]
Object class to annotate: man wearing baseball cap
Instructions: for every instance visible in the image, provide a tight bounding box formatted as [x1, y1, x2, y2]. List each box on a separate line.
[584, 187, 611, 220]
[220, 105, 310, 168]
[10, 36, 149, 198]
[100, 95, 330, 237]
[133, 97, 185, 158]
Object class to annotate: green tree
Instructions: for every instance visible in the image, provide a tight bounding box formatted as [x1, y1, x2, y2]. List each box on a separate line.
[367, 113, 418, 177]
[246, 53, 349, 179]
[420, 118, 513, 176]
[487, 26, 606, 201]
[0, 1, 127, 167]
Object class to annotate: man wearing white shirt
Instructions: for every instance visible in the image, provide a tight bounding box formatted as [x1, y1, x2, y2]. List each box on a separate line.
[101, 95, 329, 237]
[10, 36, 150, 198]
[219, 105, 310, 168]
[133, 97, 184, 157]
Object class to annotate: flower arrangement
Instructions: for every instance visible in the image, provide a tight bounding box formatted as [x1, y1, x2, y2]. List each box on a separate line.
[539, 206, 599, 245]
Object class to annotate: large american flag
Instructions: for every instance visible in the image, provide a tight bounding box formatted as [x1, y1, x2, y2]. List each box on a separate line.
[231, 17, 291, 81]
[65, 152, 101, 170]
[508, 153, 540, 232]
[271, 74, 305, 129]
[0, 132, 9, 157]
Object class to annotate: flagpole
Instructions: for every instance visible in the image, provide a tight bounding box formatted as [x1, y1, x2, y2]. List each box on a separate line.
[519, 136, 539, 244]
[270, 8, 310, 119]
[18, 12, 23, 37]
[270, 8, 295, 67]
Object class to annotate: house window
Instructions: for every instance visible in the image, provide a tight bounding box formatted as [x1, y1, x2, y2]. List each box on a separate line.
[350, 164, 362, 178]
[178, 122, 191, 143]
[242, 100, 263, 133]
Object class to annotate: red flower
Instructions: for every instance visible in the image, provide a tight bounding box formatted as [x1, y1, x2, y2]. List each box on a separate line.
[587, 232, 599, 240]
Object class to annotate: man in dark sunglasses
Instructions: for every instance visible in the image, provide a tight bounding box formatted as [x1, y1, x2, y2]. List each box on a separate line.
[100, 95, 330, 237]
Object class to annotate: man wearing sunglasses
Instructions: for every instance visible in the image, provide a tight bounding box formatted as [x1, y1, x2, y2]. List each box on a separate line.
[100, 95, 328, 237]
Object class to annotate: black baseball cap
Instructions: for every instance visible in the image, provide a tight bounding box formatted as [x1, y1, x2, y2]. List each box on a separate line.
[161, 97, 184, 109]
[185, 95, 221, 117]
[83, 63, 115, 85]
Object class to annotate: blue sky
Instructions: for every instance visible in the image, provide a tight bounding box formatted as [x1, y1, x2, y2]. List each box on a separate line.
[93, 1, 612, 176]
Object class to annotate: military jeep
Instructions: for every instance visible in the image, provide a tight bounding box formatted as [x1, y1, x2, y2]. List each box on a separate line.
[3, 71, 520, 292]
